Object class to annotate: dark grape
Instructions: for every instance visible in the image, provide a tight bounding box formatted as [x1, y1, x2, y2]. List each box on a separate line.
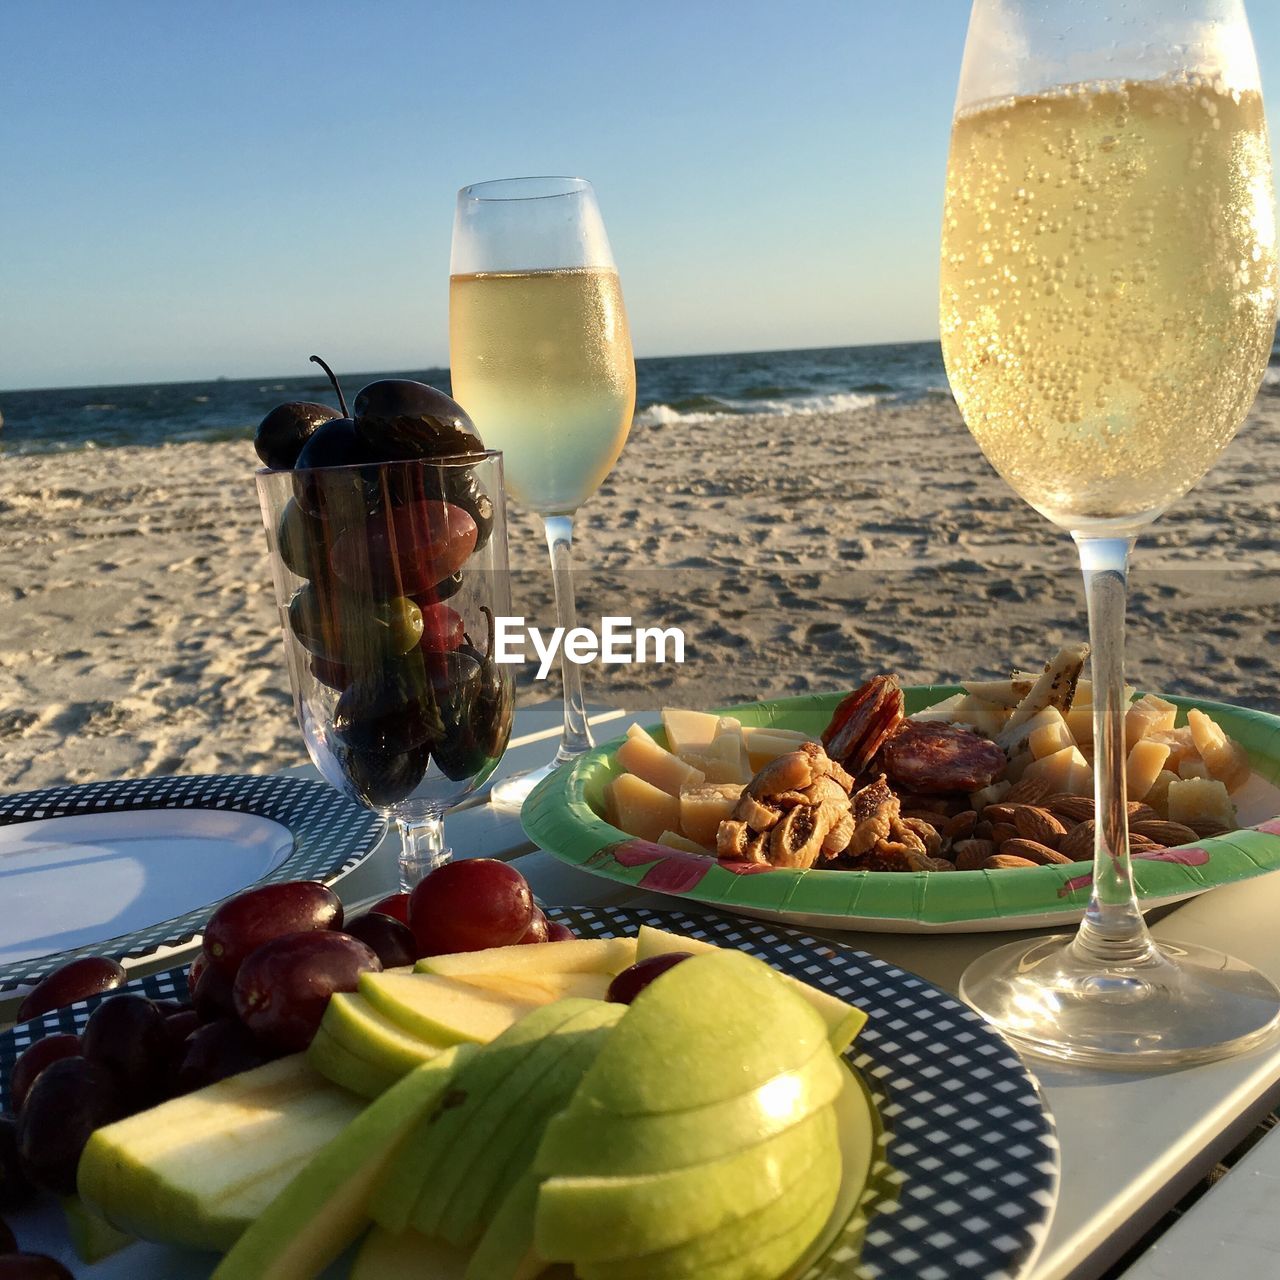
[0, 1118, 33, 1211]
[545, 921, 576, 943]
[310, 654, 351, 691]
[408, 860, 534, 956]
[342, 913, 417, 968]
[203, 881, 343, 979]
[164, 1010, 201, 1050]
[176, 1020, 272, 1094]
[414, 569, 464, 606]
[254, 401, 337, 470]
[82, 995, 169, 1109]
[17, 1059, 126, 1196]
[293, 416, 377, 471]
[0, 1215, 12, 1252]
[338, 739, 432, 808]
[442, 469, 495, 552]
[233, 932, 381, 1053]
[607, 953, 695, 1005]
[292, 419, 383, 517]
[371, 893, 411, 925]
[516, 910, 550, 945]
[0, 1257, 74, 1280]
[192, 960, 237, 1024]
[352, 380, 483, 461]
[9, 1035, 81, 1114]
[275, 497, 330, 578]
[16, 957, 126, 1023]
[333, 659, 442, 757]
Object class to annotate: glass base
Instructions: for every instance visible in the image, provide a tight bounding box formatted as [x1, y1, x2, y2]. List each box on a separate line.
[489, 761, 559, 812]
[960, 934, 1280, 1068]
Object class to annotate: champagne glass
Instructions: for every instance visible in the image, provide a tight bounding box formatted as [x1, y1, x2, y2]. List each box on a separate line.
[258, 453, 515, 887]
[450, 177, 636, 807]
[942, 0, 1280, 1065]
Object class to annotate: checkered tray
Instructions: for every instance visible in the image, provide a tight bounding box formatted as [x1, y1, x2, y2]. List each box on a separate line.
[0, 905, 1059, 1280]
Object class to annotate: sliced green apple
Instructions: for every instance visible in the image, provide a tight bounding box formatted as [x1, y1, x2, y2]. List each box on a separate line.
[416, 936, 637, 979]
[61, 1196, 134, 1264]
[78, 1055, 364, 1251]
[536, 1044, 844, 1177]
[371, 998, 595, 1236]
[210, 1046, 471, 1280]
[572, 949, 828, 1115]
[464, 1168, 544, 1280]
[427, 1001, 625, 1246]
[535, 1104, 837, 1263]
[307, 1025, 401, 1099]
[635, 925, 867, 1053]
[454, 970, 612, 1004]
[350, 1225, 471, 1279]
[359, 970, 543, 1045]
[322, 991, 451, 1072]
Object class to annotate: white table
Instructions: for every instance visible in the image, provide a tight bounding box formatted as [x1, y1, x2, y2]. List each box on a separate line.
[327, 702, 1280, 1280]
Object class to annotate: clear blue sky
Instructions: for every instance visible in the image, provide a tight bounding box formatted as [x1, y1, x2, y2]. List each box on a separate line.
[4, 1, 1280, 390]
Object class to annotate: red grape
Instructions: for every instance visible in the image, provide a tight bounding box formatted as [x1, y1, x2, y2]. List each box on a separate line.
[0, 1257, 74, 1280]
[9, 1036, 81, 1114]
[16, 958, 126, 1023]
[343, 913, 417, 968]
[203, 881, 343, 979]
[419, 603, 465, 652]
[177, 1020, 272, 1094]
[408, 860, 535, 956]
[331, 500, 477, 597]
[192, 960, 237, 1024]
[607, 953, 695, 1005]
[516, 910, 550, 945]
[0, 1118, 33, 1211]
[186, 951, 207, 998]
[16, 1059, 126, 1196]
[82, 996, 169, 1110]
[371, 893, 412, 926]
[545, 921, 576, 943]
[233, 931, 381, 1052]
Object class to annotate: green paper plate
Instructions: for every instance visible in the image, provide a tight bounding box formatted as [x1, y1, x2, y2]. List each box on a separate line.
[522, 687, 1280, 933]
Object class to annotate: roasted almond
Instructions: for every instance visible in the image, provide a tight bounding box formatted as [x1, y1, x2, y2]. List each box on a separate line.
[1010, 805, 1067, 846]
[1130, 820, 1199, 847]
[1128, 834, 1164, 854]
[983, 854, 1039, 869]
[953, 838, 995, 870]
[990, 822, 1019, 846]
[1004, 776, 1053, 806]
[983, 803, 1017, 824]
[1046, 794, 1095, 825]
[942, 809, 978, 843]
[974, 819, 995, 840]
[1128, 802, 1159, 823]
[1058, 820, 1095, 860]
[999, 837, 1072, 865]
[1187, 818, 1233, 838]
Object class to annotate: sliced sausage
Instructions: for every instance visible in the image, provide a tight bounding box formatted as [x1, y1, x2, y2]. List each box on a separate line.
[882, 721, 1007, 793]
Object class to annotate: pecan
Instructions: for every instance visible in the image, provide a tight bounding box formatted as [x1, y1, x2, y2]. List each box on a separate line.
[1046, 794, 1095, 824]
[1130, 820, 1199, 847]
[983, 854, 1039, 869]
[1011, 805, 1067, 847]
[822, 674, 905, 775]
[1000, 837, 1071, 865]
[953, 838, 996, 870]
[1004, 776, 1053, 805]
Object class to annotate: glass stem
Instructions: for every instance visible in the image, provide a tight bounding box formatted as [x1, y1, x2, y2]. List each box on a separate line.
[543, 513, 595, 763]
[396, 809, 449, 889]
[1070, 533, 1156, 966]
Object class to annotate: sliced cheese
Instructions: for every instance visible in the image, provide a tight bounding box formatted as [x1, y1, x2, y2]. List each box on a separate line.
[656, 829, 713, 855]
[659, 707, 721, 757]
[1126, 739, 1171, 802]
[616, 726, 705, 797]
[604, 773, 681, 844]
[961, 675, 1036, 708]
[743, 727, 816, 772]
[997, 643, 1089, 747]
[679, 783, 744, 848]
[909, 692, 967, 724]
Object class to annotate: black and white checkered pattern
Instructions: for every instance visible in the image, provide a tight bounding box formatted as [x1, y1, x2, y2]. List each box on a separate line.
[546, 905, 1060, 1280]
[0, 774, 382, 995]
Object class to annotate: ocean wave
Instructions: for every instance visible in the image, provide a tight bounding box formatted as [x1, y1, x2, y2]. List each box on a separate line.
[1263, 367, 1280, 391]
[635, 389, 886, 427]
[82, 403, 117, 411]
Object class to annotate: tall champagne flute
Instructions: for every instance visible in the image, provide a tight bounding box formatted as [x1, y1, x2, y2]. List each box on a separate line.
[941, 0, 1280, 1064]
[450, 177, 636, 805]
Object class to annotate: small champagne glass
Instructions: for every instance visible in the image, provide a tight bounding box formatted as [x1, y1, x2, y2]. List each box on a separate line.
[258, 453, 515, 887]
[942, 0, 1280, 1064]
[449, 176, 636, 808]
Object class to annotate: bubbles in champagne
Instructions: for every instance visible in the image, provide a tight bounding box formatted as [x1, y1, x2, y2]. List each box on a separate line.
[940, 76, 1277, 529]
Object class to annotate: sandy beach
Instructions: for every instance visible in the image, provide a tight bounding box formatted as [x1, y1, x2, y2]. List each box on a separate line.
[2, 392, 1279, 792]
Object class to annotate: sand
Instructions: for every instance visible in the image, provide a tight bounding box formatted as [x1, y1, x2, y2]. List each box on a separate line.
[2, 392, 1279, 791]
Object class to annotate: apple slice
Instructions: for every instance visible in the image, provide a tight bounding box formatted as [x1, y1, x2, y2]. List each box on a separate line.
[634, 925, 867, 1053]
[416, 936, 637, 980]
[307, 1025, 401, 1099]
[573, 950, 828, 1115]
[78, 1055, 363, 1251]
[371, 998, 596, 1236]
[61, 1197, 133, 1264]
[321, 991, 451, 1073]
[427, 1001, 625, 1247]
[464, 1168, 544, 1280]
[351, 1226, 470, 1279]
[453, 970, 612, 1004]
[359, 970, 544, 1045]
[535, 1104, 838, 1263]
[210, 1046, 472, 1280]
[535, 1046, 844, 1177]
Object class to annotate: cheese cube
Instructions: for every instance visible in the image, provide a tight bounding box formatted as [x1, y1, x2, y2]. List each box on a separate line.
[604, 773, 681, 844]
[1125, 695, 1178, 745]
[657, 829, 713, 855]
[1065, 702, 1094, 747]
[1074, 681, 1093, 707]
[1126, 739, 1171, 802]
[1178, 755, 1210, 780]
[679, 783, 744, 849]
[1145, 769, 1180, 818]
[1024, 744, 1093, 796]
[1002, 706, 1069, 756]
[1147, 726, 1197, 771]
[951, 695, 1010, 738]
[743, 727, 815, 772]
[660, 707, 720, 757]
[1029, 716, 1075, 760]
[616, 726, 705, 797]
[1186, 709, 1252, 792]
[682, 728, 754, 785]
[1166, 777, 1236, 831]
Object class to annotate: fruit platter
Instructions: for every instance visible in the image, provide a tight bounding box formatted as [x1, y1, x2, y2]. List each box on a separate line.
[523, 647, 1280, 932]
[0, 857, 1059, 1280]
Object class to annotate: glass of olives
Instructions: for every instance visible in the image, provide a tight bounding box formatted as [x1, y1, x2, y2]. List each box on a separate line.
[257, 452, 515, 887]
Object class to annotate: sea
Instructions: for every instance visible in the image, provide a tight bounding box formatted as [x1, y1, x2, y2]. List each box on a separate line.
[2, 334, 1279, 455]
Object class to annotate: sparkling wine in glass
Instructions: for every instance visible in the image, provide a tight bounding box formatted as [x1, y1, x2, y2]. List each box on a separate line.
[450, 177, 636, 806]
[258, 453, 515, 887]
[941, 0, 1280, 1064]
